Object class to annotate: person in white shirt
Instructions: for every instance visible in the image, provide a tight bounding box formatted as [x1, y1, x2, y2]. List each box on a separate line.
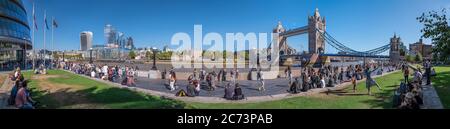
[413, 70, 422, 83]
[320, 76, 326, 88]
[91, 70, 96, 78]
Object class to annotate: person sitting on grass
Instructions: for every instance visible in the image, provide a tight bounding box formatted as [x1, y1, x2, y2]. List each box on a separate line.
[224, 83, 234, 100]
[233, 83, 244, 100]
[15, 80, 36, 109]
[399, 92, 420, 109]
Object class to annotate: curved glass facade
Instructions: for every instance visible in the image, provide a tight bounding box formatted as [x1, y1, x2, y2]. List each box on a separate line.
[0, 0, 31, 70]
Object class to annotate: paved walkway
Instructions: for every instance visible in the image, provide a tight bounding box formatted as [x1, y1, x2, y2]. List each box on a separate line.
[0, 75, 13, 109]
[73, 68, 399, 103]
[421, 80, 444, 109]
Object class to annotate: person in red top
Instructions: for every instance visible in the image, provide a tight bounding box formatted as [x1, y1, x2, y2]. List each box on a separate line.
[404, 67, 410, 83]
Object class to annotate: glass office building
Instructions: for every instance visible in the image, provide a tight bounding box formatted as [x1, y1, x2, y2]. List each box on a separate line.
[0, 0, 32, 70]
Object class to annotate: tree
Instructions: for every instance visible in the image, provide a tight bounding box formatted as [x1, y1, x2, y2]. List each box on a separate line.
[145, 51, 152, 62]
[406, 55, 414, 63]
[129, 50, 136, 59]
[415, 53, 423, 63]
[417, 8, 450, 63]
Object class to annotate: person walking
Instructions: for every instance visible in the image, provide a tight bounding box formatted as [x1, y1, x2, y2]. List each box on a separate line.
[257, 69, 265, 92]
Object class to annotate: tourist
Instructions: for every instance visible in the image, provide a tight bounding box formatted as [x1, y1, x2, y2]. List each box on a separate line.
[233, 83, 244, 100]
[15, 80, 35, 109]
[186, 83, 196, 97]
[399, 92, 420, 109]
[257, 69, 265, 91]
[224, 83, 234, 100]
[169, 71, 177, 91]
[221, 68, 227, 82]
[285, 66, 292, 83]
[288, 77, 300, 94]
[200, 68, 206, 81]
[91, 69, 96, 78]
[327, 74, 335, 87]
[127, 67, 136, 86]
[365, 66, 382, 95]
[302, 74, 310, 92]
[404, 67, 410, 83]
[230, 69, 235, 84]
[206, 72, 216, 91]
[193, 68, 199, 81]
[217, 68, 222, 82]
[319, 75, 326, 88]
[413, 69, 422, 83]
[108, 67, 114, 81]
[351, 74, 357, 92]
[424, 60, 432, 85]
[13, 67, 21, 81]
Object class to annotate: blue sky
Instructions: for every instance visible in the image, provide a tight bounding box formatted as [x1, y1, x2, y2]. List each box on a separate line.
[24, 0, 449, 53]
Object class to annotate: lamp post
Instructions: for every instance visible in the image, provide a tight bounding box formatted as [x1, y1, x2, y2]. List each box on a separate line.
[62, 50, 65, 62]
[89, 48, 93, 64]
[151, 47, 160, 70]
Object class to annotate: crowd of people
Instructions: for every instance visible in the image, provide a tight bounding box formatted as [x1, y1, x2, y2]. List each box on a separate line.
[60, 62, 139, 87]
[286, 62, 402, 95]
[171, 68, 245, 100]
[2, 58, 437, 109]
[393, 60, 434, 109]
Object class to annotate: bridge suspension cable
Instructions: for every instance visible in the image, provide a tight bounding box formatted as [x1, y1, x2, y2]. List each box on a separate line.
[316, 28, 391, 56]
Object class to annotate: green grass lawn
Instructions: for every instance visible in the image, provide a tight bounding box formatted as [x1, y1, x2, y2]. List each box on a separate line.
[23, 70, 189, 109]
[189, 72, 405, 109]
[22, 69, 407, 109]
[431, 66, 450, 109]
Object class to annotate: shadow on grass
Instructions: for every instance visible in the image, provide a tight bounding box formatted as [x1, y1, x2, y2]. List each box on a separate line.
[29, 80, 189, 109]
[432, 71, 450, 109]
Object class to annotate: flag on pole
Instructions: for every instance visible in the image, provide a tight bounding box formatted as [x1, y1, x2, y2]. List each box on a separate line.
[32, 3, 38, 30]
[53, 19, 58, 28]
[45, 15, 50, 30]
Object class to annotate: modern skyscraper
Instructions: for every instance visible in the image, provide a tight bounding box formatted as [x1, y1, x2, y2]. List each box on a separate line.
[104, 24, 117, 46]
[126, 37, 135, 49]
[0, 0, 32, 70]
[80, 31, 93, 51]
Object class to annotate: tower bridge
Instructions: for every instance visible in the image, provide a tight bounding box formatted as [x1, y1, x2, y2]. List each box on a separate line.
[271, 8, 400, 66]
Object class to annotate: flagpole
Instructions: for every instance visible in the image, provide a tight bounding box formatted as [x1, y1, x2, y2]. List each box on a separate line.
[32, 3, 35, 70]
[51, 17, 54, 69]
[43, 10, 46, 68]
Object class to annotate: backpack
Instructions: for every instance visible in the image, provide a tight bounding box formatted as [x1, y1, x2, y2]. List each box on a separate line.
[175, 89, 187, 97]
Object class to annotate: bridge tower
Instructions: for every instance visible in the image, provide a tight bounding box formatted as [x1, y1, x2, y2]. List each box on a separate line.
[308, 8, 326, 54]
[273, 21, 296, 56]
[389, 34, 401, 63]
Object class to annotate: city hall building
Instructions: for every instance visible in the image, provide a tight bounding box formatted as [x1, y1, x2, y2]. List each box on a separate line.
[0, 0, 32, 70]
